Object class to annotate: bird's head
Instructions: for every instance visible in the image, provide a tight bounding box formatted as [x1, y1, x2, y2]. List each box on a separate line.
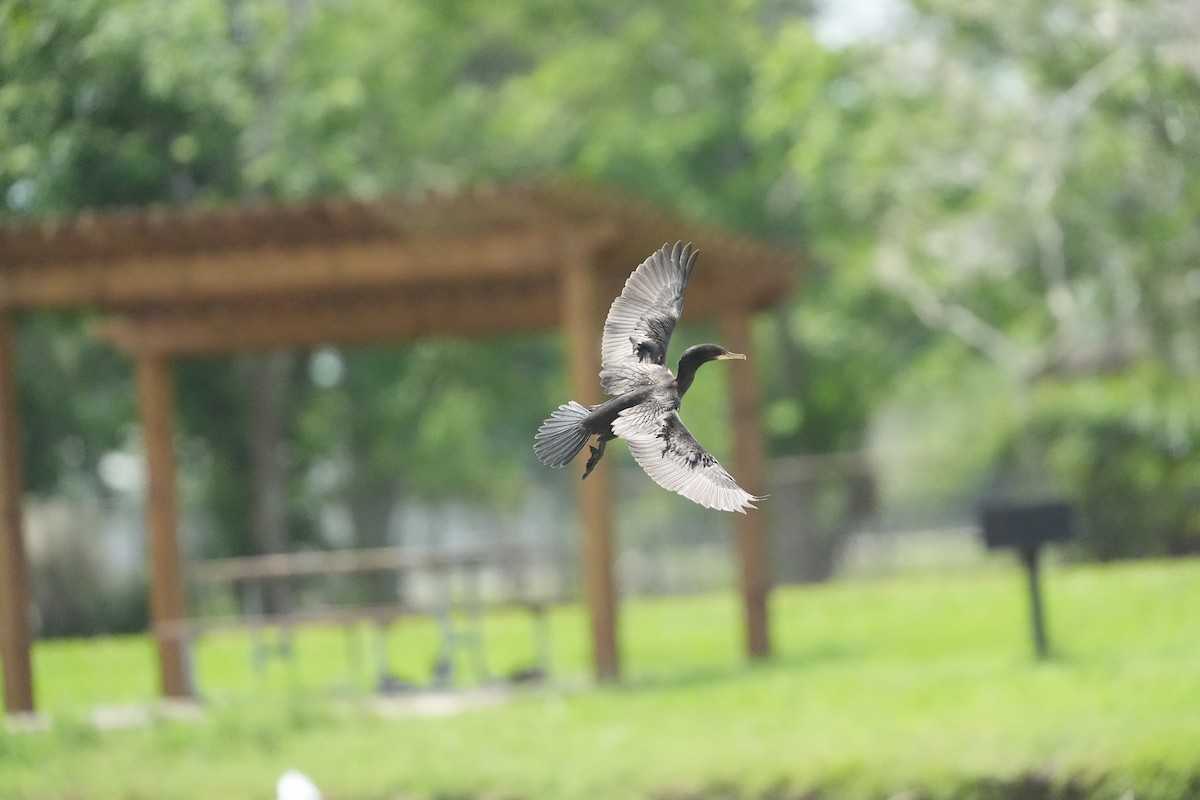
[676, 344, 746, 397]
[681, 343, 746, 365]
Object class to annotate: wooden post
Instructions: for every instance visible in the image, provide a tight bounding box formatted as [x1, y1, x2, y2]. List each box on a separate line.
[0, 313, 35, 713]
[721, 311, 771, 660]
[561, 246, 620, 682]
[134, 355, 191, 698]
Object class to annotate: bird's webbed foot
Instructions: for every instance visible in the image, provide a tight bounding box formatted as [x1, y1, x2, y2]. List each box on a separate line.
[581, 436, 609, 480]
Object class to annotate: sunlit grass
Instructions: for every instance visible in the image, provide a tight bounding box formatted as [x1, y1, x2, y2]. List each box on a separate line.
[3, 559, 1200, 799]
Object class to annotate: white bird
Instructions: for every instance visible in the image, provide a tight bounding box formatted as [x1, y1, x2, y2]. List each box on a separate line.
[277, 769, 322, 800]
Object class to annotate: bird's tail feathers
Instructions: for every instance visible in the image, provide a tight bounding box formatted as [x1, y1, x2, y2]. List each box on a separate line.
[534, 401, 590, 467]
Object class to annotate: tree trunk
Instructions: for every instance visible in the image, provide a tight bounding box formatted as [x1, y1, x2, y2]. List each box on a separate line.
[245, 352, 293, 616]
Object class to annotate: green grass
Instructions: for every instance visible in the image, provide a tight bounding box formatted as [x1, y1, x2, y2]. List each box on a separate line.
[3, 559, 1200, 799]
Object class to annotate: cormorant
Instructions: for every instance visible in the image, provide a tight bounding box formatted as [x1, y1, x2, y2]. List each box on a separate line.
[534, 241, 760, 513]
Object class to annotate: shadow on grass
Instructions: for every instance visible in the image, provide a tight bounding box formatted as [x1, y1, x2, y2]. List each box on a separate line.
[648, 771, 1200, 800]
[605, 644, 866, 696]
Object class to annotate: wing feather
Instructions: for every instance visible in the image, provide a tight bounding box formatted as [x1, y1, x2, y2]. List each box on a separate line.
[613, 403, 760, 513]
[600, 242, 697, 396]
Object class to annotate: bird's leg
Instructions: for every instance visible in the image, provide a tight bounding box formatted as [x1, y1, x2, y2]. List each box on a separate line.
[582, 434, 612, 480]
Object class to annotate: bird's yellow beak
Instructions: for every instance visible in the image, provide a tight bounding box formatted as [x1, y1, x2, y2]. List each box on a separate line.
[717, 352, 746, 360]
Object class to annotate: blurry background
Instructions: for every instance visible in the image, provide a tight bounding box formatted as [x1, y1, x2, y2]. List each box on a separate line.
[2, 0, 1198, 638]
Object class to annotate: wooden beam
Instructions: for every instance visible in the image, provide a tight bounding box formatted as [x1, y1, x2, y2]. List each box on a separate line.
[0, 225, 614, 311]
[134, 355, 191, 699]
[0, 312, 34, 713]
[721, 311, 771, 661]
[97, 279, 561, 356]
[0, 225, 793, 323]
[92, 268, 786, 358]
[562, 244, 620, 682]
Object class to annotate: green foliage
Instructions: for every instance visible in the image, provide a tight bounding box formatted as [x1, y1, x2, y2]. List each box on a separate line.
[1029, 364, 1200, 559]
[173, 359, 256, 558]
[295, 339, 563, 510]
[0, 0, 248, 211]
[31, 533, 148, 637]
[4, 560, 1200, 798]
[752, 0, 1200, 552]
[13, 313, 132, 495]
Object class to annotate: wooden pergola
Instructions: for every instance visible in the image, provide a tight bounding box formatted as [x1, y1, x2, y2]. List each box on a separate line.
[0, 180, 798, 713]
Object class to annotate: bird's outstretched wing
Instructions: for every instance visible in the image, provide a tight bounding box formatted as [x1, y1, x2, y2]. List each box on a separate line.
[613, 398, 759, 513]
[600, 241, 697, 396]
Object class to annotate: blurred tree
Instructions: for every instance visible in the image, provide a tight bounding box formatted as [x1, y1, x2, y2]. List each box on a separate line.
[10, 314, 132, 496]
[1028, 364, 1200, 559]
[754, 0, 1200, 556]
[0, 0, 249, 212]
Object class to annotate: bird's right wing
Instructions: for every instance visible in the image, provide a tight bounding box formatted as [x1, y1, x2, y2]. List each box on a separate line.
[613, 401, 760, 514]
[599, 241, 697, 396]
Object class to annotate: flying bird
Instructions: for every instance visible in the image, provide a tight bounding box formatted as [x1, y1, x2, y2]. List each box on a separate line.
[534, 241, 760, 513]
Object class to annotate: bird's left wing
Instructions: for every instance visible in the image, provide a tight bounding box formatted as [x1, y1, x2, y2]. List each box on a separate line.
[613, 400, 759, 513]
[600, 242, 697, 396]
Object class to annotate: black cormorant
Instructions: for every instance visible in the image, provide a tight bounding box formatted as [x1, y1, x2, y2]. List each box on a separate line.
[534, 241, 760, 513]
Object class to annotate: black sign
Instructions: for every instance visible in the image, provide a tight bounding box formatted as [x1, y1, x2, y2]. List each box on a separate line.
[981, 499, 1074, 552]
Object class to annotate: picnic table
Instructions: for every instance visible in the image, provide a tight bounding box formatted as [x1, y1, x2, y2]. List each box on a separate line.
[156, 540, 550, 693]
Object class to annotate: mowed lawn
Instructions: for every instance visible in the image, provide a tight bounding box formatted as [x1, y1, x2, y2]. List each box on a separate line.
[2, 558, 1199, 799]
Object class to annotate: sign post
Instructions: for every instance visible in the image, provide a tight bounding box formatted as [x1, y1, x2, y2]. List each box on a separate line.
[980, 500, 1074, 660]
